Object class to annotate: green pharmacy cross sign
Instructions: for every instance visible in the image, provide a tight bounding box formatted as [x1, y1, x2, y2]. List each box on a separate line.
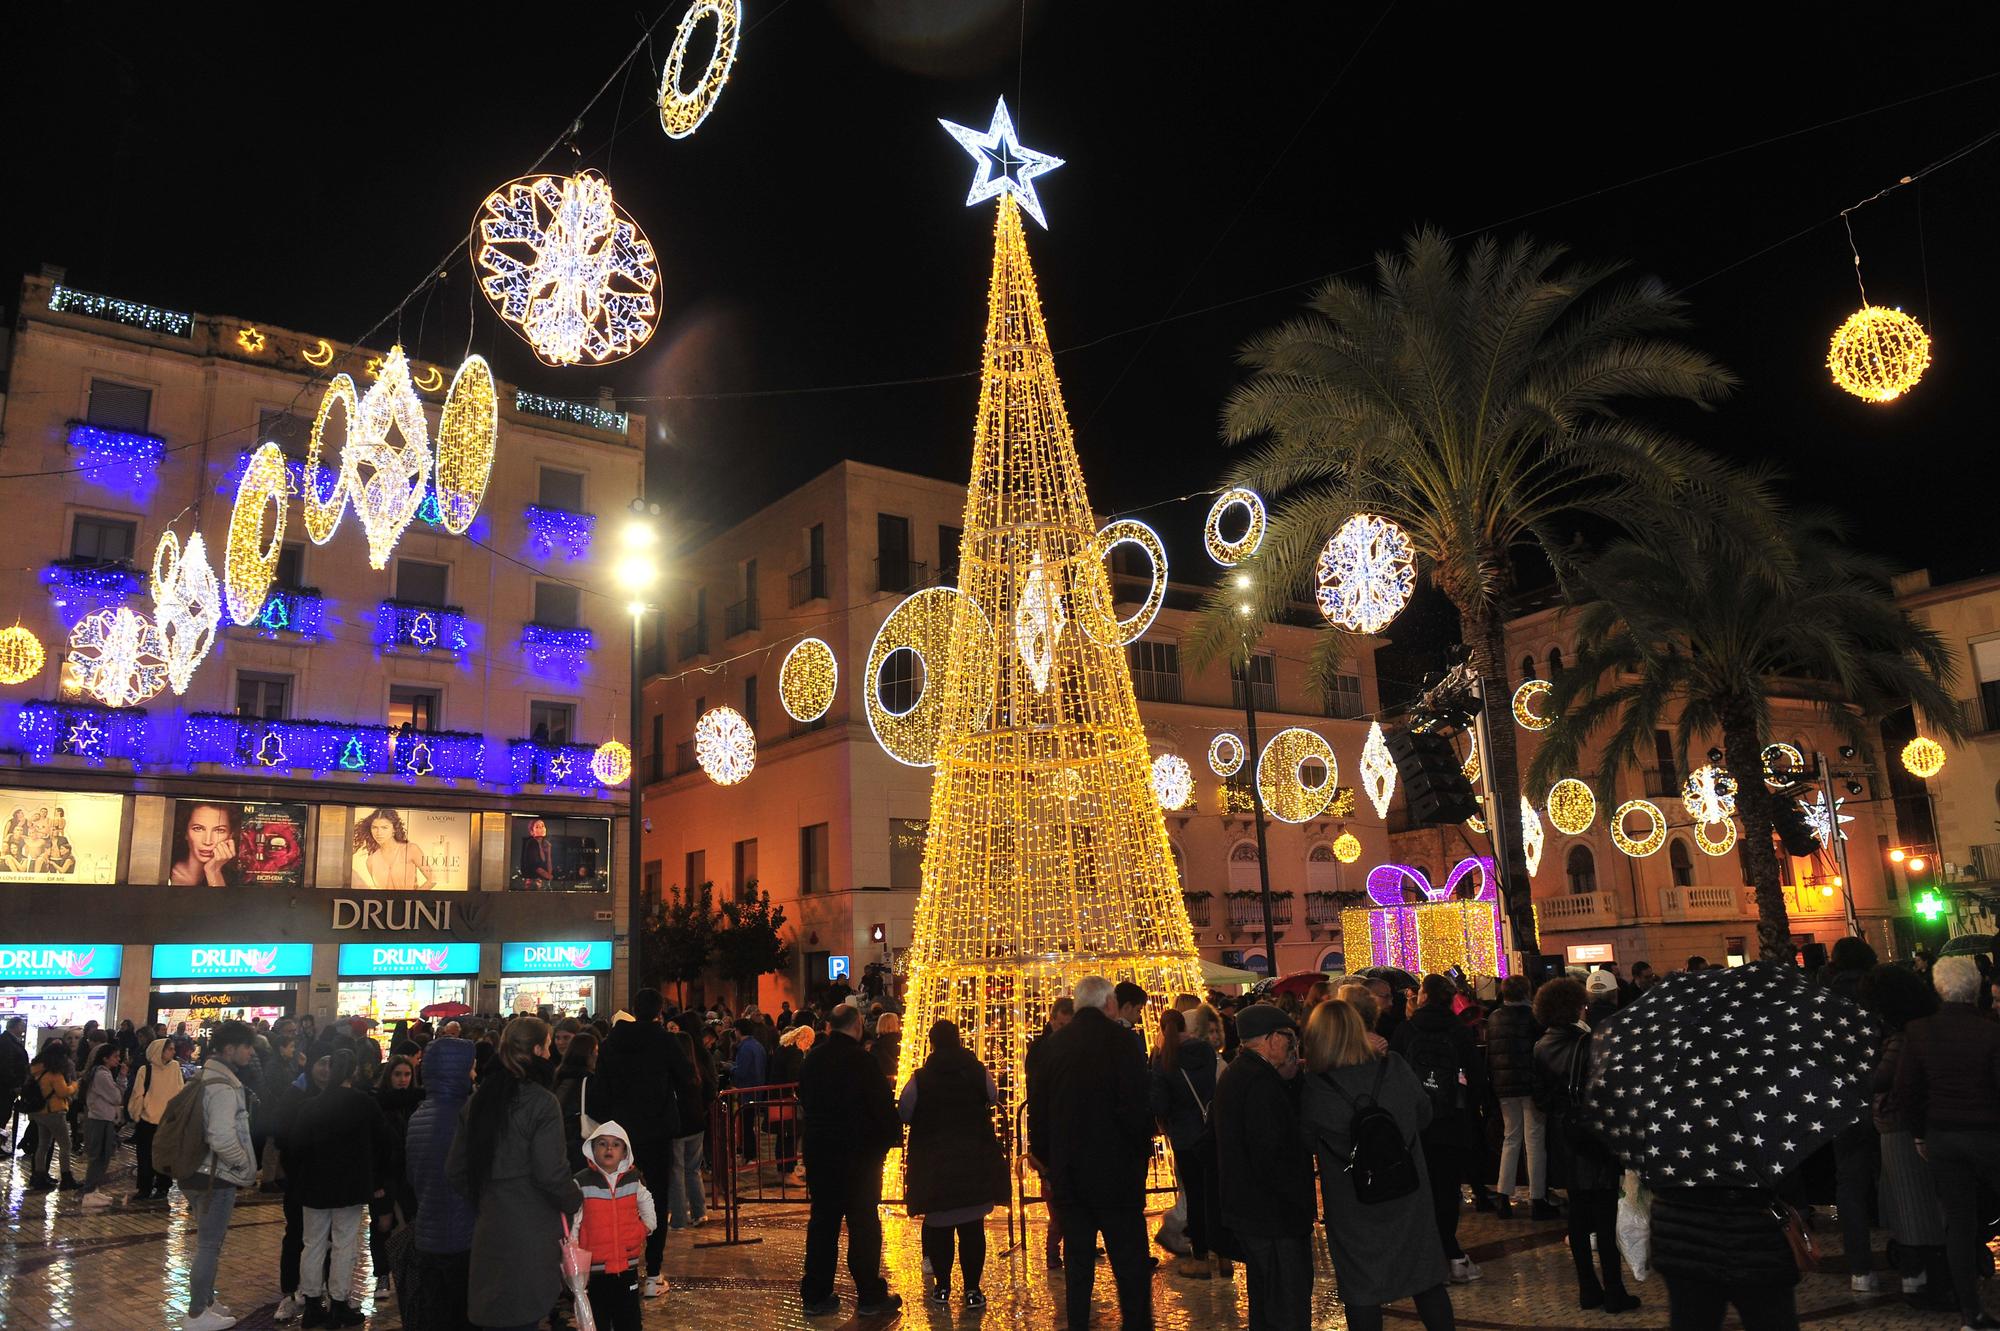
[1914, 890, 1947, 922]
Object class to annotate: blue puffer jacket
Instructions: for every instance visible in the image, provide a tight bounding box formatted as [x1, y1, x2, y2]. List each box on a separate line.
[405, 1038, 477, 1255]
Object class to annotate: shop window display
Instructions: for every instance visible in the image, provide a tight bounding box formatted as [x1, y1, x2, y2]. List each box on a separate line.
[509, 813, 609, 891]
[500, 974, 597, 1016]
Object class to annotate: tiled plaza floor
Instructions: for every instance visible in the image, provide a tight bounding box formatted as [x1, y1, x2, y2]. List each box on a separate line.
[1, 1137, 1991, 1331]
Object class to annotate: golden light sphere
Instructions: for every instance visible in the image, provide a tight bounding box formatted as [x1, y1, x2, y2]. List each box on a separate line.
[779, 637, 839, 723]
[1827, 305, 1930, 403]
[1901, 736, 1946, 779]
[1331, 831, 1362, 864]
[0, 625, 46, 685]
[1546, 778, 1597, 835]
[590, 740, 633, 786]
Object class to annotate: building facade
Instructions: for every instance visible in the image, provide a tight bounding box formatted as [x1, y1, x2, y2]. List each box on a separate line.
[639, 460, 1393, 1007]
[0, 271, 643, 1039]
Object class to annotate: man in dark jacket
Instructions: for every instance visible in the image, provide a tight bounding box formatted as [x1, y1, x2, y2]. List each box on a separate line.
[0, 1017, 28, 1151]
[594, 988, 693, 1294]
[291, 1050, 394, 1327]
[1483, 974, 1552, 1219]
[796, 1004, 903, 1318]
[1894, 954, 2000, 1331]
[1390, 973, 1486, 1281]
[1214, 1003, 1313, 1330]
[1030, 975, 1154, 1331]
[1024, 996, 1074, 1269]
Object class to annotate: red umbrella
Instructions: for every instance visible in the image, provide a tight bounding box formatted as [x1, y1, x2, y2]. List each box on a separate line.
[1264, 971, 1331, 998]
[420, 1001, 472, 1019]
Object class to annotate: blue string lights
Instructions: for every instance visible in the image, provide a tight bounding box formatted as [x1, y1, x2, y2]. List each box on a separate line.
[216, 448, 305, 498]
[523, 505, 596, 560]
[255, 589, 327, 641]
[41, 560, 144, 626]
[506, 739, 602, 792]
[16, 701, 149, 765]
[66, 423, 165, 489]
[374, 600, 470, 658]
[183, 713, 488, 783]
[520, 623, 596, 678]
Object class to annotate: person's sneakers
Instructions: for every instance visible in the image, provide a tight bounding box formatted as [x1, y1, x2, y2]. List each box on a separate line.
[1900, 1271, 1928, 1294]
[1960, 1317, 2000, 1331]
[1601, 1291, 1641, 1315]
[274, 1294, 303, 1322]
[24, 1176, 55, 1193]
[301, 1298, 328, 1329]
[856, 1294, 904, 1317]
[643, 1276, 665, 1298]
[965, 1289, 987, 1309]
[802, 1296, 840, 1317]
[929, 1283, 951, 1306]
[1530, 1198, 1562, 1220]
[1449, 1256, 1482, 1283]
[1850, 1273, 1881, 1293]
[1045, 1245, 1063, 1270]
[1579, 1283, 1605, 1310]
[80, 1190, 113, 1209]
[183, 1309, 238, 1331]
[1474, 1191, 1496, 1212]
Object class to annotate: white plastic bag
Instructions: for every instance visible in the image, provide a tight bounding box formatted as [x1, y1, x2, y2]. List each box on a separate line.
[1616, 1169, 1651, 1283]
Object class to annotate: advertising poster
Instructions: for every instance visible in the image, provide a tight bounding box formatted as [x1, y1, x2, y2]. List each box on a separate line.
[167, 800, 308, 888]
[344, 807, 472, 891]
[0, 791, 123, 885]
[509, 814, 609, 891]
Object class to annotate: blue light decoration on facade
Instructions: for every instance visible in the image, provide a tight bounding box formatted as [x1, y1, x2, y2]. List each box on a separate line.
[49, 284, 193, 338]
[520, 623, 595, 678]
[506, 740, 604, 793]
[256, 588, 327, 641]
[16, 701, 149, 765]
[374, 601, 470, 658]
[66, 423, 166, 490]
[215, 448, 305, 498]
[523, 505, 596, 560]
[41, 559, 144, 626]
[183, 713, 487, 783]
[513, 390, 629, 435]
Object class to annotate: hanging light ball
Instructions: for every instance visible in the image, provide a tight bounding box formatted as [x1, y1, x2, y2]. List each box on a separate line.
[1901, 736, 1946, 779]
[1331, 831, 1362, 864]
[1827, 305, 1931, 403]
[1151, 754, 1194, 811]
[693, 706, 757, 786]
[0, 625, 46, 685]
[590, 739, 633, 786]
[779, 637, 839, 723]
[1546, 778, 1598, 836]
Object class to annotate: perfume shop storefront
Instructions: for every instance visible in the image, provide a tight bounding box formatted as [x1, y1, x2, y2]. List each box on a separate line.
[0, 945, 123, 1037]
[337, 942, 483, 1029]
[148, 943, 313, 1034]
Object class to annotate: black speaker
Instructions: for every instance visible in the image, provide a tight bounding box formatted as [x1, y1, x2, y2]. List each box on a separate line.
[1800, 941, 1829, 972]
[1772, 799, 1820, 858]
[1385, 727, 1479, 824]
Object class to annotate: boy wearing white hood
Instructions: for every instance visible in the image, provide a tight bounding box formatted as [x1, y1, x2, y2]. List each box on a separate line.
[572, 1120, 658, 1331]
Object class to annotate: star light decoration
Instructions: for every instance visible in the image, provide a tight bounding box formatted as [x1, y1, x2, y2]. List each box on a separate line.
[1358, 721, 1396, 819]
[1315, 514, 1416, 634]
[1208, 732, 1245, 777]
[1151, 754, 1194, 812]
[694, 705, 757, 786]
[657, 0, 742, 139]
[939, 96, 1064, 229]
[1520, 796, 1546, 876]
[1256, 727, 1338, 824]
[1682, 764, 1739, 824]
[1901, 736, 1946, 779]
[67, 607, 169, 708]
[1015, 553, 1066, 693]
[1802, 792, 1854, 847]
[1611, 799, 1668, 858]
[0, 624, 46, 685]
[475, 170, 661, 366]
[1546, 778, 1597, 836]
[1828, 305, 1931, 403]
[779, 637, 839, 723]
[590, 739, 633, 787]
[1204, 488, 1266, 566]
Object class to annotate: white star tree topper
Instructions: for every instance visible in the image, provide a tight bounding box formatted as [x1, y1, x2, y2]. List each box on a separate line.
[939, 97, 1064, 228]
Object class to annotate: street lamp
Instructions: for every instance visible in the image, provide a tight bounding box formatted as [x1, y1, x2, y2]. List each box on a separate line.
[615, 500, 662, 993]
[1232, 576, 1279, 983]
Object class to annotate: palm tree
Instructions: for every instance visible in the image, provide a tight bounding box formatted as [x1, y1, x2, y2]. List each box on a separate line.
[1527, 511, 1963, 959]
[1190, 228, 1741, 956]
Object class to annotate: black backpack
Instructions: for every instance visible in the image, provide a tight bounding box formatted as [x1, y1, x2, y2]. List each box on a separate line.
[1401, 1023, 1463, 1116]
[17, 1064, 47, 1115]
[1319, 1061, 1420, 1204]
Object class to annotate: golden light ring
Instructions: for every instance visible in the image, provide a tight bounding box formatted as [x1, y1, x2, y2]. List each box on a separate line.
[224, 443, 289, 625]
[1078, 519, 1167, 647]
[779, 637, 839, 723]
[1512, 679, 1553, 731]
[1610, 799, 1667, 857]
[434, 355, 497, 536]
[1208, 732, 1245, 777]
[1256, 727, 1337, 824]
[1762, 742, 1806, 788]
[657, 0, 742, 139]
[303, 374, 355, 545]
[864, 587, 990, 768]
[1203, 488, 1266, 566]
[1694, 817, 1738, 857]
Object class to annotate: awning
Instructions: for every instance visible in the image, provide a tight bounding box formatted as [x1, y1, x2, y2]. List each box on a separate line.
[1201, 958, 1261, 987]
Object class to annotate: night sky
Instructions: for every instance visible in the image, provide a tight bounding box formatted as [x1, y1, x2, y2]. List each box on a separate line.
[9, 2, 1998, 628]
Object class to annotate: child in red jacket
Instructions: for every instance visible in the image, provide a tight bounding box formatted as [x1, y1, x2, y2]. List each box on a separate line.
[571, 1121, 659, 1331]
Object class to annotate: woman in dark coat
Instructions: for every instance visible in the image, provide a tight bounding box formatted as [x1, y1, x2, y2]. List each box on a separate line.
[370, 1055, 424, 1299]
[1862, 963, 1951, 1305]
[898, 1020, 1007, 1309]
[447, 1016, 584, 1331]
[1150, 1005, 1224, 1277]
[552, 1030, 598, 1172]
[1531, 977, 1637, 1313]
[403, 1037, 477, 1331]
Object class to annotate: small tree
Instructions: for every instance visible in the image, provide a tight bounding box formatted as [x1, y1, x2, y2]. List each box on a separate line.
[646, 882, 717, 1004]
[714, 885, 793, 1005]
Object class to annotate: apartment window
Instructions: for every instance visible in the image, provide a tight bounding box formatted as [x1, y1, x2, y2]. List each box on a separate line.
[537, 467, 585, 512]
[389, 685, 441, 730]
[1128, 640, 1181, 703]
[395, 559, 450, 605]
[1519, 654, 1536, 682]
[733, 838, 759, 899]
[530, 700, 575, 744]
[258, 408, 309, 459]
[1548, 647, 1565, 674]
[1565, 844, 1597, 895]
[642, 860, 662, 916]
[889, 818, 927, 888]
[938, 525, 962, 583]
[878, 647, 920, 715]
[87, 379, 152, 432]
[1975, 638, 2000, 732]
[1326, 673, 1363, 719]
[533, 581, 581, 628]
[727, 559, 759, 635]
[685, 849, 707, 892]
[791, 524, 828, 604]
[275, 543, 306, 590]
[1230, 655, 1278, 712]
[236, 671, 292, 720]
[649, 713, 665, 783]
[71, 515, 138, 564]
[1669, 838, 1694, 888]
[877, 513, 914, 591]
[800, 822, 829, 895]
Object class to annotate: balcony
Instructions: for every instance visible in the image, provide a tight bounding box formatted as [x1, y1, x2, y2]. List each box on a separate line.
[1659, 884, 1751, 922]
[789, 562, 828, 605]
[1641, 767, 1681, 798]
[724, 598, 760, 638]
[677, 623, 709, 660]
[675, 740, 698, 775]
[876, 556, 927, 594]
[1182, 893, 1212, 928]
[1535, 890, 1622, 931]
[1226, 893, 1293, 933]
[1972, 843, 2000, 883]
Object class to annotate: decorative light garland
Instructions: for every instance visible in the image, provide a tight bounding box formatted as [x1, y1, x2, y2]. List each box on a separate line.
[186, 712, 489, 783]
[779, 637, 838, 723]
[1827, 305, 1930, 403]
[1151, 753, 1194, 811]
[1358, 721, 1396, 819]
[1511, 679, 1553, 731]
[694, 705, 756, 786]
[65, 423, 165, 489]
[433, 355, 497, 536]
[343, 347, 432, 568]
[256, 589, 326, 641]
[864, 587, 988, 768]
[301, 338, 336, 367]
[0, 625, 46, 685]
[215, 448, 305, 500]
[1610, 799, 1667, 857]
[475, 170, 660, 367]
[590, 739, 633, 786]
[514, 390, 630, 434]
[1078, 519, 1167, 646]
[1208, 732, 1245, 777]
[1693, 817, 1737, 857]
[1681, 763, 1738, 824]
[18, 701, 148, 765]
[235, 326, 266, 354]
[1314, 513, 1416, 634]
[224, 443, 289, 625]
[1461, 736, 1487, 834]
[149, 530, 220, 696]
[1520, 796, 1546, 876]
[302, 373, 355, 544]
[1901, 736, 1946, 779]
[1331, 830, 1362, 864]
[1761, 741, 1806, 788]
[40, 559, 144, 627]
[67, 607, 169, 708]
[1256, 727, 1337, 824]
[49, 284, 192, 337]
[504, 739, 604, 793]
[1203, 487, 1266, 566]
[413, 365, 446, 394]
[523, 505, 597, 560]
[1014, 552, 1065, 692]
[1545, 777, 1597, 836]
[374, 601, 470, 658]
[657, 0, 741, 139]
[939, 96, 1065, 229]
[520, 623, 596, 677]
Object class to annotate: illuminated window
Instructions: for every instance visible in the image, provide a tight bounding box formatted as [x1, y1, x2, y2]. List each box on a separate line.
[389, 685, 440, 730]
[1129, 640, 1181, 703]
[236, 671, 292, 720]
[529, 700, 574, 744]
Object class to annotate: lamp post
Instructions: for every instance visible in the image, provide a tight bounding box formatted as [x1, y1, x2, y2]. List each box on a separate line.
[1234, 577, 1279, 982]
[615, 501, 662, 993]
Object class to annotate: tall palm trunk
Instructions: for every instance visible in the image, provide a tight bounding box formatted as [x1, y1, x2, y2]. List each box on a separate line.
[1463, 609, 1540, 961]
[1719, 700, 1792, 960]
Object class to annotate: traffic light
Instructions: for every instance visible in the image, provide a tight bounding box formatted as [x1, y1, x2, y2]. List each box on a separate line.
[1772, 799, 1820, 858]
[1386, 727, 1479, 824]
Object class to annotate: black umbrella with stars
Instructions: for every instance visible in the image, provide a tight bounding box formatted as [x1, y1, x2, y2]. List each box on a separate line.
[1584, 962, 1877, 1189]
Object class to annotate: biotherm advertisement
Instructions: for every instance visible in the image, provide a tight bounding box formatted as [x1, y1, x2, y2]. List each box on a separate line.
[150, 943, 315, 980]
[167, 800, 308, 888]
[342, 807, 472, 891]
[0, 791, 123, 885]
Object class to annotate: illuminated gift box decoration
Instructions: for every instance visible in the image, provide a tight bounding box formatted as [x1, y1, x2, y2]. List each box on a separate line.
[1340, 856, 1510, 978]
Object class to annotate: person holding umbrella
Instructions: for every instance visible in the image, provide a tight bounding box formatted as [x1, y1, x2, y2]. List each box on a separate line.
[1530, 977, 1637, 1312]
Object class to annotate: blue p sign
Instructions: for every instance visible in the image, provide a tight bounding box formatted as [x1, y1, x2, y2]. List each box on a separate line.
[828, 955, 851, 981]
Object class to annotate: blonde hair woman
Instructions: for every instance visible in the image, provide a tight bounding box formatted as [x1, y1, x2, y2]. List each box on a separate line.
[1333, 984, 1389, 1054]
[1301, 1001, 1455, 1331]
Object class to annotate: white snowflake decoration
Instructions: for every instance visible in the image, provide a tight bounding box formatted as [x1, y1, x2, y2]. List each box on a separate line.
[1682, 764, 1739, 824]
[68, 607, 169, 709]
[1014, 552, 1065, 693]
[1359, 720, 1396, 819]
[1151, 754, 1194, 811]
[1802, 792, 1853, 847]
[150, 530, 220, 695]
[1314, 513, 1416, 634]
[1520, 795, 1546, 876]
[475, 170, 660, 367]
[694, 705, 757, 786]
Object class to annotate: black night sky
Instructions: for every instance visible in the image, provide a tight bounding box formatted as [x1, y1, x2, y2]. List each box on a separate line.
[7, 2, 1998, 627]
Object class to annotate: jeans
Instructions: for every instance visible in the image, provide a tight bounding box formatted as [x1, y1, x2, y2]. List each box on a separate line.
[1833, 1121, 1878, 1276]
[1344, 1283, 1454, 1331]
[667, 1130, 707, 1226]
[920, 1220, 987, 1291]
[301, 1204, 365, 1302]
[1421, 1131, 1465, 1260]
[132, 1120, 162, 1196]
[31, 1110, 70, 1181]
[1567, 1187, 1624, 1296]
[187, 1183, 238, 1315]
[800, 1159, 888, 1305]
[1924, 1128, 2000, 1321]
[281, 1188, 304, 1294]
[1178, 1138, 1220, 1258]
[1494, 1096, 1547, 1200]
[1051, 1202, 1153, 1331]
[586, 1269, 643, 1331]
[80, 1118, 117, 1192]
[1662, 1273, 1798, 1331]
[1237, 1231, 1314, 1331]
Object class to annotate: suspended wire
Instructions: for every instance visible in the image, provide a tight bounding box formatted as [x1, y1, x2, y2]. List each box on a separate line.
[1839, 121, 2000, 304]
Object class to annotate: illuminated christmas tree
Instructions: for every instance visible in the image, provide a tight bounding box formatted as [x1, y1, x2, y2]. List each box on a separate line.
[894, 101, 1204, 1125]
